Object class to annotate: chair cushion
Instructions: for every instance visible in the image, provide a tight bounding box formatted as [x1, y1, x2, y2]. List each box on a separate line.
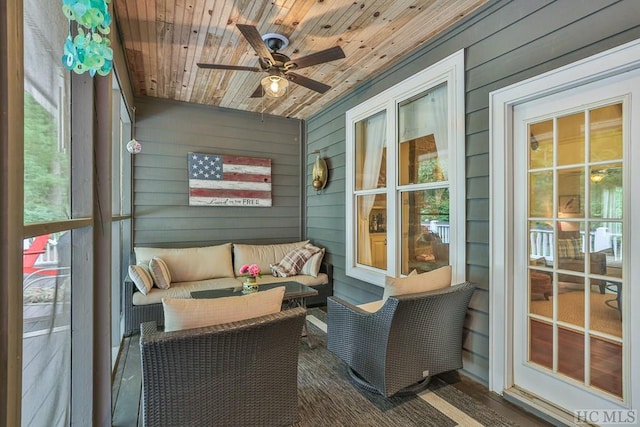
[383, 265, 451, 303]
[129, 264, 153, 295]
[162, 286, 286, 332]
[135, 243, 234, 282]
[357, 300, 384, 313]
[270, 245, 321, 278]
[149, 257, 171, 289]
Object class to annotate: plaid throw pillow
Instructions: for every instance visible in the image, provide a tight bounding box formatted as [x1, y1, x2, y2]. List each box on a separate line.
[556, 238, 582, 259]
[270, 246, 321, 278]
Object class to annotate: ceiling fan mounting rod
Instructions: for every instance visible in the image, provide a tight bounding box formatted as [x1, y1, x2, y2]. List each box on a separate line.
[262, 32, 289, 52]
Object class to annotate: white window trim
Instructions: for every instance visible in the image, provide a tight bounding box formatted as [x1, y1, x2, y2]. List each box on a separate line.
[488, 38, 640, 406]
[346, 49, 466, 287]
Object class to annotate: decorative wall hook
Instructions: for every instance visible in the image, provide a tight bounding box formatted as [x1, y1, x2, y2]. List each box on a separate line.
[311, 150, 328, 192]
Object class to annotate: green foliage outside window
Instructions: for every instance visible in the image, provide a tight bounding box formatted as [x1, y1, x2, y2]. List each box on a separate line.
[24, 91, 69, 223]
[418, 158, 449, 222]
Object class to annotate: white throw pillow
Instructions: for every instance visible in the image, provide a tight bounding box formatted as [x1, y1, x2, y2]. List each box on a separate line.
[162, 286, 286, 332]
[129, 264, 153, 295]
[382, 265, 451, 303]
[149, 256, 171, 289]
[300, 246, 325, 278]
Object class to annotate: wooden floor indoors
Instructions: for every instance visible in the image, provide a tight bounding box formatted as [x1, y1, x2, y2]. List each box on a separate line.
[112, 326, 553, 426]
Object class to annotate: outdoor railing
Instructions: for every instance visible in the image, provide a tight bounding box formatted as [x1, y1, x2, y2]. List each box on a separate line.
[426, 221, 450, 244]
[529, 228, 622, 261]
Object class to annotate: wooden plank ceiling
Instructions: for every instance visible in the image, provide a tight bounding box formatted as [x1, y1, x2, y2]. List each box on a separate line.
[113, 0, 487, 119]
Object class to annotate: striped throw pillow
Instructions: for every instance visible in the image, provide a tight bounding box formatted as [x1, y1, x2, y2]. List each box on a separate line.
[149, 256, 171, 289]
[129, 264, 153, 295]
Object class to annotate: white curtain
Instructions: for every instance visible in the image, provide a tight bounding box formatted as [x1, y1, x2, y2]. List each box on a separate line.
[598, 186, 623, 256]
[601, 188, 622, 221]
[358, 113, 386, 265]
[399, 84, 448, 179]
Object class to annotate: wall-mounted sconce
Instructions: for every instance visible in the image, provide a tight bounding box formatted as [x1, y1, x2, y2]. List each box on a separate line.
[311, 150, 328, 192]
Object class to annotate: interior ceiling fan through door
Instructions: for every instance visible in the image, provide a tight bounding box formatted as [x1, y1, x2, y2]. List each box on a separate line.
[197, 24, 345, 97]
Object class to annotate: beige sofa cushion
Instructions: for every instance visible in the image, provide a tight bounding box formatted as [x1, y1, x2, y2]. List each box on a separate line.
[233, 241, 309, 274]
[135, 243, 234, 282]
[162, 286, 286, 332]
[132, 277, 242, 305]
[382, 265, 451, 303]
[240, 273, 329, 288]
[131, 273, 329, 306]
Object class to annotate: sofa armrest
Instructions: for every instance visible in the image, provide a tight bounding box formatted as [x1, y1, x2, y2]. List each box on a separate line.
[140, 321, 159, 338]
[123, 277, 136, 308]
[303, 261, 332, 307]
[319, 261, 333, 284]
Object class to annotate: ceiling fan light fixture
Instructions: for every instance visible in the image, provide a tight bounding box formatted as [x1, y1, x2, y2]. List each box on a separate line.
[590, 169, 606, 183]
[261, 75, 289, 97]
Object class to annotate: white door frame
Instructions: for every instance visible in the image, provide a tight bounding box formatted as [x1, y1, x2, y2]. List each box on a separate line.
[489, 38, 640, 418]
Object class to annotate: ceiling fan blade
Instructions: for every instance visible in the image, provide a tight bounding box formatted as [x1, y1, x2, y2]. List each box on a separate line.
[197, 63, 261, 72]
[285, 46, 345, 70]
[236, 24, 275, 66]
[249, 84, 263, 98]
[286, 72, 331, 94]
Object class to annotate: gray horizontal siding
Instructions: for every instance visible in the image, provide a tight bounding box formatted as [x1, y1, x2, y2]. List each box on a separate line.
[133, 97, 303, 249]
[305, 0, 640, 385]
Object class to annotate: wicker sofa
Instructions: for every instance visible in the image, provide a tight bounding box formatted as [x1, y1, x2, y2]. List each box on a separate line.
[123, 241, 332, 336]
[140, 307, 306, 427]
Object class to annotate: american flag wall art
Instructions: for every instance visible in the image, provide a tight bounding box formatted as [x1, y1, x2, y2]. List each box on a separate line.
[188, 152, 272, 207]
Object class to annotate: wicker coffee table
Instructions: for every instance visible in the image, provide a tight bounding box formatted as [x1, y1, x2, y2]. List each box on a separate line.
[191, 281, 318, 347]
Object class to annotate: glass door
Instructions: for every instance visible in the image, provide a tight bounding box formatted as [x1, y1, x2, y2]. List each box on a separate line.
[513, 71, 635, 413]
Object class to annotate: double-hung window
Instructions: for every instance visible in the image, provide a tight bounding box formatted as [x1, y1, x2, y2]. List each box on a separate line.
[346, 50, 465, 286]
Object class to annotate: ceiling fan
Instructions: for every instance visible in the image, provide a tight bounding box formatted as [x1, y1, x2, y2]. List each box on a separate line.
[197, 24, 345, 98]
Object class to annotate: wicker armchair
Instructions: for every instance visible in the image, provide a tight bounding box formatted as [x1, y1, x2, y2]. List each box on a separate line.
[140, 307, 306, 427]
[327, 282, 475, 397]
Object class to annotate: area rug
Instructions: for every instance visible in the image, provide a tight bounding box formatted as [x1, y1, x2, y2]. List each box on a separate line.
[296, 308, 518, 427]
[529, 291, 621, 338]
